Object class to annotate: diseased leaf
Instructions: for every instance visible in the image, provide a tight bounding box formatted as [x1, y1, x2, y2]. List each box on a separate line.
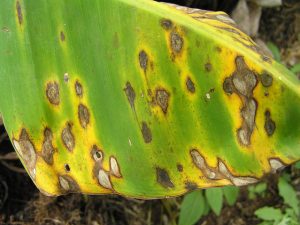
[0, 0, 300, 198]
[179, 191, 205, 225]
[205, 188, 223, 215]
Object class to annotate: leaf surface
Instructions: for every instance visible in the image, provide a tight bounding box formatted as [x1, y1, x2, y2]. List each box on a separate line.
[0, 0, 300, 197]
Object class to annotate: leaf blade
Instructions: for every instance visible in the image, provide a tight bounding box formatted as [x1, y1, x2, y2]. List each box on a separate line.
[179, 191, 205, 225]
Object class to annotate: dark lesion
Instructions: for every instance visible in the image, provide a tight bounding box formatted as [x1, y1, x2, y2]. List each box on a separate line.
[78, 104, 90, 129]
[75, 81, 83, 98]
[141, 121, 152, 143]
[264, 110, 276, 136]
[186, 77, 196, 93]
[170, 31, 184, 54]
[177, 163, 183, 172]
[160, 19, 173, 30]
[124, 82, 136, 110]
[12, 128, 37, 179]
[46, 81, 60, 105]
[156, 167, 174, 189]
[205, 62, 212, 72]
[155, 88, 170, 114]
[139, 50, 148, 73]
[16, 1, 23, 25]
[64, 164, 71, 172]
[185, 181, 198, 191]
[223, 56, 259, 146]
[261, 72, 273, 88]
[61, 122, 75, 152]
[58, 175, 80, 193]
[41, 128, 55, 165]
[60, 31, 65, 42]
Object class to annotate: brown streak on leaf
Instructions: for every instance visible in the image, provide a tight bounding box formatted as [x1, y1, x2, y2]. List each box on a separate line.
[156, 167, 174, 189]
[16, 1, 23, 25]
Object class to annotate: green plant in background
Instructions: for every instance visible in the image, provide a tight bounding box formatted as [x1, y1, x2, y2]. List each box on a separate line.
[254, 177, 300, 225]
[267, 42, 281, 62]
[248, 182, 267, 199]
[1, 0, 300, 199]
[179, 165, 300, 225]
[291, 64, 300, 76]
[267, 41, 300, 76]
[179, 186, 239, 225]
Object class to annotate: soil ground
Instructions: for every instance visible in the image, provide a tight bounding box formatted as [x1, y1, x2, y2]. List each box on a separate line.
[0, 1, 299, 225]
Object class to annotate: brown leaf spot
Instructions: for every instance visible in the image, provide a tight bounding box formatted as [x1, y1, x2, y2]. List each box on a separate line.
[261, 55, 272, 63]
[46, 82, 60, 105]
[223, 77, 234, 94]
[139, 50, 148, 72]
[64, 164, 71, 172]
[205, 63, 212, 72]
[61, 123, 75, 152]
[241, 98, 257, 131]
[237, 98, 257, 146]
[156, 89, 170, 114]
[216, 46, 222, 53]
[75, 81, 83, 97]
[78, 104, 90, 129]
[177, 164, 183, 172]
[218, 160, 258, 186]
[170, 31, 183, 53]
[261, 72, 273, 87]
[60, 31, 65, 42]
[16, 1, 23, 25]
[91, 145, 103, 162]
[110, 156, 122, 178]
[186, 77, 195, 93]
[124, 82, 136, 109]
[185, 182, 198, 191]
[13, 129, 37, 179]
[98, 169, 113, 190]
[141, 121, 152, 143]
[264, 110, 276, 136]
[58, 175, 80, 193]
[41, 128, 55, 165]
[190, 149, 217, 179]
[232, 56, 257, 97]
[269, 158, 285, 173]
[237, 128, 251, 146]
[156, 167, 174, 188]
[224, 56, 259, 147]
[160, 19, 173, 30]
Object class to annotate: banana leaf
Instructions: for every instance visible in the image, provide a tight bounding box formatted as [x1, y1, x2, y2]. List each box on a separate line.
[0, 0, 299, 198]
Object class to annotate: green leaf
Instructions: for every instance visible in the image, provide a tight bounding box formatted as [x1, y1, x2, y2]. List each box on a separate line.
[294, 161, 300, 169]
[254, 183, 267, 195]
[255, 207, 283, 221]
[278, 178, 300, 216]
[291, 64, 300, 74]
[248, 186, 256, 200]
[205, 188, 223, 215]
[223, 186, 239, 206]
[202, 198, 211, 216]
[179, 191, 205, 225]
[267, 42, 281, 62]
[258, 222, 273, 225]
